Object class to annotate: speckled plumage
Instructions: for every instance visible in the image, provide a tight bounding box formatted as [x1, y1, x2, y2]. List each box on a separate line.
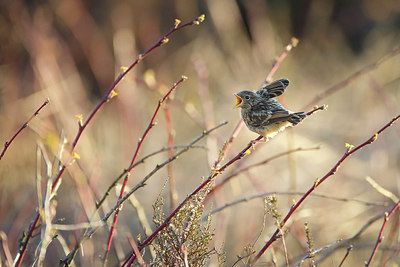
[234, 79, 305, 140]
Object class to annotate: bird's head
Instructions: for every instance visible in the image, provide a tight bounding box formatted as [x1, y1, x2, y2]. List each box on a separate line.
[233, 91, 257, 109]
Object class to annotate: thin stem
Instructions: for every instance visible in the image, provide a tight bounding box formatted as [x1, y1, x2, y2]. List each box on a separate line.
[0, 98, 49, 161]
[262, 37, 299, 86]
[338, 246, 353, 267]
[365, 201, 400, 266]
[294, 239, 342, 267]
[316, 212, 386, 264]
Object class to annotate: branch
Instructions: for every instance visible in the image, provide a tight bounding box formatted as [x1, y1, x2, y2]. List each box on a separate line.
[365, 176, 399, 203]
[95, 144, 204, 209]
[338, 246, 353, 267]
[252, 114, 400, 264]
[123, 106, 325, 266]
[100, 122, 227, 225]
[206, 146, 320, 201]
[262, 37, 299, 86]
[365, 201, 400, 266]
[103, 76, 187, 263]
[295, 239, 342, 267]
[205, 191, 385, 220]
[14, 14, 205, 267]
[316, 211, 386, 264]
[0, 99, 49, 161]
[59, 121, 226, 266]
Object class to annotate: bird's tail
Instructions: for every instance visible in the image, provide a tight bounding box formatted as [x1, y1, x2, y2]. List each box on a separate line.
[288, 112, 306, 125]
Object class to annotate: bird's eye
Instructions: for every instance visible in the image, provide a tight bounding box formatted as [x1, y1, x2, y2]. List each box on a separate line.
[245, 96, 250, 100]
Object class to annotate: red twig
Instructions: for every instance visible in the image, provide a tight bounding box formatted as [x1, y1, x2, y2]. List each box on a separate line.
[14, 14, 205, 266]
[365, 201, 400, 266]
[0, 99, 49, 161]
[122, 105, 325, 266]
[252, 114, 400, 264]
[103, 76, 187, 263]
[338, 245, 353, 267]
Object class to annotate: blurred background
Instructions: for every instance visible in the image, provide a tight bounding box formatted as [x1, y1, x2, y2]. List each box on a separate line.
[1, 0, 400, 265]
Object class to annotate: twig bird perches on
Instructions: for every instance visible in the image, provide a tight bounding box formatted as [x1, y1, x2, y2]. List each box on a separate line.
[234, 79, 305, 140]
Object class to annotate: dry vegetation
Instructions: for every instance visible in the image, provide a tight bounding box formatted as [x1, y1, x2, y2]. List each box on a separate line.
[1, 1, 400, 266]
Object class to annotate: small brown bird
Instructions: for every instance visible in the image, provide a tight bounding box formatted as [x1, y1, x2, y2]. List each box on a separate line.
[233, 79, 305, 140]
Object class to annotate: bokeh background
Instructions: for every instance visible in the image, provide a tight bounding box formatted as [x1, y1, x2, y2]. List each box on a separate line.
[1, 0, 400, 266]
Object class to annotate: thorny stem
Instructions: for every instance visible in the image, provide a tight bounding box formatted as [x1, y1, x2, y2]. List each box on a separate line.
[365, 201, 400, 266]
[123, 105, 326, 266]
[14, 14, 205, 267]
[103, 76, 187, 263]
[0, 99, 49, 161]
[252, 114, 400, 264]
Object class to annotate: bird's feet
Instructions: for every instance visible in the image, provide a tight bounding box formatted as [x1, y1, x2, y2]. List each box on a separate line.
[249, 136, 267, 150]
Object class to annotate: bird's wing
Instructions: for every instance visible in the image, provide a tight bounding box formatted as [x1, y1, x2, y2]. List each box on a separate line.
[257, 79, 289, 99]
[264, 107, 291, 124]
[246, 107, 273, 127]
[249, 107, 291, 127]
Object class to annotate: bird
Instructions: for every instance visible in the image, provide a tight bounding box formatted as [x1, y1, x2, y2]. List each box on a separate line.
[233, 79, 306, 141]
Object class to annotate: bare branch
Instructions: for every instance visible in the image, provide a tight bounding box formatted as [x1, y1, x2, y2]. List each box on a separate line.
[0, 98, 49, 161]
[295, 239, 342, 267]
[365, 201, 400, 266]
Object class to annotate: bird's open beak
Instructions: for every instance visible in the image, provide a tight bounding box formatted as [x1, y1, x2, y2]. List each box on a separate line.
[233, 94, 243, 109]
